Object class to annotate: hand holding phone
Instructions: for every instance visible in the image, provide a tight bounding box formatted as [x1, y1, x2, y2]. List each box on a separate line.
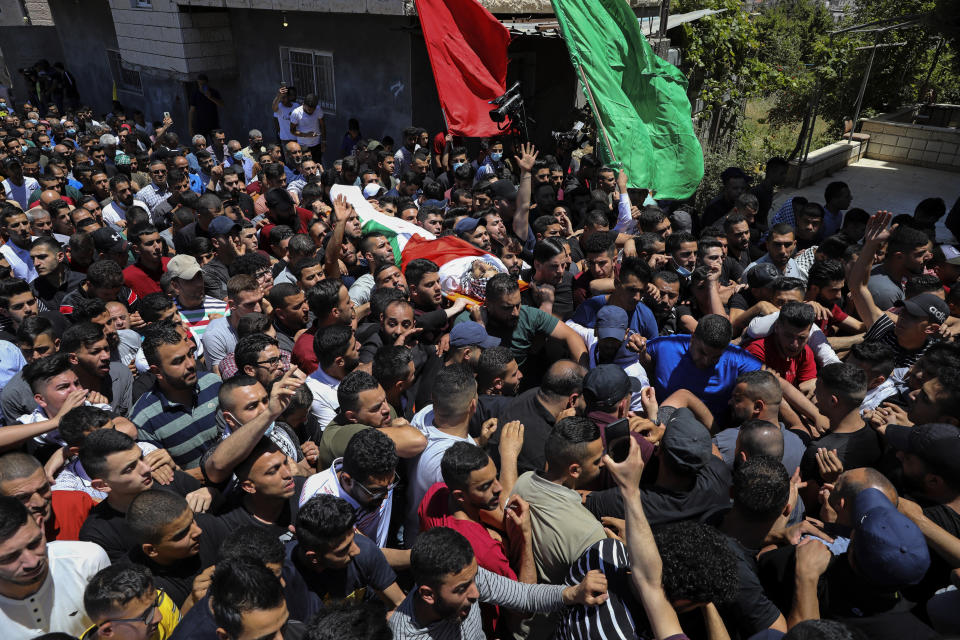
[605, 418, 632, 464]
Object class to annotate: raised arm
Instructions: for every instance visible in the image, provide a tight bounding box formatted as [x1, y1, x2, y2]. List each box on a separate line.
[204, 367, 305, 484]
[379, 419, 427, 458]
[511, 143, 538, 242]
[848, 211, 892, 330]
[324, 195, 349, 280]
[613, 169, 634, 233]
[549, 319, 588, 367]
[606, 437, 685, 639]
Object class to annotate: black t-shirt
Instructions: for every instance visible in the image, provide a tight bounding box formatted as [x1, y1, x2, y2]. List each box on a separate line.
[798, 427, 882, 484]
[282, 534, 396, 621]
[78, 471, 202, 561]
[122, 512, 222, 607]
[906, 503, 960, 602]
[189, 87, 221, 133]
[475, 388, 556, 475]
[213, 475, 306, 544]
[585, 456, 731, 523]
[757, 545, 937, 640]
[520, 269, 577, 320]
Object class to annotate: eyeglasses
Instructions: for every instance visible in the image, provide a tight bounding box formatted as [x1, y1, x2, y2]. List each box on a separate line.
[255, 269, 271, 280]
[255, 356, 282, 368]
[354, 472, 400, 500]
[82, 591, 162, 639]
[151, 169, 167, 175]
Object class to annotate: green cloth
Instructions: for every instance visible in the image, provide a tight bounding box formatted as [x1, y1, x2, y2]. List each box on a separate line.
[454, 305, 558, 366]
[551, 0, 704, 200]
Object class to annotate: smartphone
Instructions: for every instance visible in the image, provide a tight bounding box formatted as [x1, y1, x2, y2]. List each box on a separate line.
[163, 111, 170, 119]
[605, 418, 632, 463]
[280, 81, 287, 89]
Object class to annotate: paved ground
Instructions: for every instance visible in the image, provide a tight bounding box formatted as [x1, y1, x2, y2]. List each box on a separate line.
[773, 158, 960, 242]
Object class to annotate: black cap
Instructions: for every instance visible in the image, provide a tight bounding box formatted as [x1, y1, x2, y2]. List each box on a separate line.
[747, 262, 780, 289]
[661, 408, 712, 474]
[488, 179, 517, 201]
[894, 293, 949, 325]
[582, 364, 640, 410]
[886, 423, 960, 486]
[92, 227, 128, 254]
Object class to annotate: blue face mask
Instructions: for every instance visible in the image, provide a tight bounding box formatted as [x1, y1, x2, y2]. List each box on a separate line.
[29, 119, 38, 125]
[490, 152, 502, 162]
[66, 128, 76, 136]
[233, 151, 243, 161]
[452, 161, 464, 171]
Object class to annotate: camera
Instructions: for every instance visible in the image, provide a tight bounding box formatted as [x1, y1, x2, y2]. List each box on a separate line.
[489, 82, 523, 124]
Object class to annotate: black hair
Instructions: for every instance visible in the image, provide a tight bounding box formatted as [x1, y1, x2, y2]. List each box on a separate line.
[368, 287, 406, 322]
[0, 495, 30, 544]
[372, 345, 413, 390]
[693, 314, 732, 348]
[83, 563, 155, 622]
[652, 269, 680, 285]
[337, 370, 379, 415]
[236, 312, 273, 339]
[476, 346, 515, 391]
[210, 557, 286, 639]
[296, 494, 357, 552]
[848, 341, 897, 378]
[777, 300, 816, 328]
[544, 416, 600, 473]
[79, 428, 138, 481]
[71, 297, 109, 323]
[307, 279, 344, 318]
[441, 442, 490, 491]
[342, 428, 398, 484]
[58, 405, 113, 449]
[769, 223, 795, 238]
[638, 208, 666, 233]
[404, 258, 439, 287]
[218, 525, 286, 566]
[141, 321, 182, 366]
[126, 490, 189, 544]
[137, 293, 176, 323]
[235, 334, 280, 372]
[85, 260, 125, 289]
[807, 260, 845, 289]
[665, 231, 696, 254]
[732, 455, 790, 521]
[410, 526, 475, 587]
[819, 362, 868, 405]
[541, 361, 586, 402]
[617, 257, 651, 286]
[228, 252, 271, 278]
[305, 601, 393, 640]
[23, 352, 74, 394]
[314, 324, 354, 370]
[888, 225, 930, 255]
[905, 273, 944, 298]
[484, 273, 519, 303]
[15, 314, 55, 345]
[60, 321, 106, 354]
[431, 363, 477, 418]
[653, 521, 739, 606]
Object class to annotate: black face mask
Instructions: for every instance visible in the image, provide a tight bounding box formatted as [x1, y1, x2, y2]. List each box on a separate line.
[0, 264, 11, 280]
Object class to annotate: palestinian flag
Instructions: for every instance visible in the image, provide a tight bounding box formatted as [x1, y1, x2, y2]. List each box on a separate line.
[401, 235, 509, 303]
[329, 185, 434, 265]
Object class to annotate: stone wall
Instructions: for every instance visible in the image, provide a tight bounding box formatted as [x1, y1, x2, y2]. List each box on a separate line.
[861, 119, 960, 172]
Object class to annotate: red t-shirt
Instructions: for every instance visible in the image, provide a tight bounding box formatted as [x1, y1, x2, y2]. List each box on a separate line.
[419, 482, 515, 635]
[291, 325, 319, 375]
[745, 334, 817, 385]
[123, 257, 171, 299]
[260, 207, 314, 250]
[48, 490, 96, 541]
[816, 303, 849, 333]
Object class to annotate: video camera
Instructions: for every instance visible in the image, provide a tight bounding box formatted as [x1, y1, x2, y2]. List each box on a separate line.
[489, 82, 523, 123]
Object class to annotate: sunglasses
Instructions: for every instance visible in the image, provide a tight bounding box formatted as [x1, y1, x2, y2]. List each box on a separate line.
[81, 590, 162, 639]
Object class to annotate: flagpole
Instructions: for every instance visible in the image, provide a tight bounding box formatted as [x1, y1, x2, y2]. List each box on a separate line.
[575, 62, 618, 165]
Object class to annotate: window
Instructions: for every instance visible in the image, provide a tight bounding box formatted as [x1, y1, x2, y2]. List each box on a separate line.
[132, 0, 152, 7]
[106, 50, 143, 95]
[279, 47, 336, 113]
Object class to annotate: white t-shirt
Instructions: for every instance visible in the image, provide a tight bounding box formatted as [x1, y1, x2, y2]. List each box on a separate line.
[102, 201, 127, 226]
[305, 367, 341, 428]
[289, 105, 323, 147]
[0, 540, 110, 640]
[2, 177, 39, 209]
[275, 101, 301, 141]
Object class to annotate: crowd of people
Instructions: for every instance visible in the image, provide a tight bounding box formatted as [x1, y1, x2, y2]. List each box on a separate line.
[0, 76, 960, 640]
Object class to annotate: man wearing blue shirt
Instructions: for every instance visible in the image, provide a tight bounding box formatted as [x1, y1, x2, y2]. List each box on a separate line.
[642, 314, 762, 417]
[570, 257, 658, 340]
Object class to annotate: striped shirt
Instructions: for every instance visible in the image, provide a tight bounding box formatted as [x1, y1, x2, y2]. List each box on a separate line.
[176, 296, 227, 338]
[389, 567, 566, 640]
[131, 372, 223, 469]
[863, 313, 936, 368]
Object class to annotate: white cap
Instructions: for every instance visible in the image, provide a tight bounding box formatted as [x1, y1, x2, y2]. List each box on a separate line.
[363, 183, 383, 199]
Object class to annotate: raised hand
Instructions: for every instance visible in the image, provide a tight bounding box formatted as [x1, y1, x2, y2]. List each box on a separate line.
[863, 210, 893, 246]
[514, 142, 539, 173]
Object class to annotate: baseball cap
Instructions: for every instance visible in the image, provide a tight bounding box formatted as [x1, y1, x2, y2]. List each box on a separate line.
[582, 364, 639, 410]
[938, 245, 960, 266]
[454, 217, 480, 234]
[92, 227, 128, 254]
[265, 188, 295, 212]
[596, 306, 629, 340]
[167, 254, 203, 281]
[885, 423, 960, 485]
[661, 407, 712, 474]
[747, 263, 780, 289]
[208, 216, 241, 237]
[449, 321, 500, 349]
[363, 183, 383, 199]
[421, 199, 448, 210]
[488, 180, 518, 201]
[366, 140, 383, 151]
[894, 293, 949, 324]
[851, 488, 930, 586]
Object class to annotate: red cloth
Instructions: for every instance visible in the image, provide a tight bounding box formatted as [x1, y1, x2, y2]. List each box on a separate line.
[123, 257, 171, 298]
[400, 235, 489, 273]
[260, 207, 314, 250]
[745, 335, 817, 385]
[47, 490, 96, 541]
[291, 325, 319, 375]
[413, 0, 510, 137]
[817, 302, 849, 333]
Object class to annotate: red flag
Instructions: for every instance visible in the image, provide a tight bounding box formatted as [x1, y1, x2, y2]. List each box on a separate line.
[413, 0, 510, 138]
[400, 235, 488, 273]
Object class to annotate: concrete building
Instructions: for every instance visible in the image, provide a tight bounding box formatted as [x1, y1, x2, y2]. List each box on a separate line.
[0, 0, 62, 104]
[19, 0, 659, 154]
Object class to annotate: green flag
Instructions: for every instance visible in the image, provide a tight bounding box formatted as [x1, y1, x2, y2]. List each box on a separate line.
[551, 0, 704, 200]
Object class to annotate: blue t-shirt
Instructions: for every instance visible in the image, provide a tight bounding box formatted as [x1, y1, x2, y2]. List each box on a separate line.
[646, 335, 762, 416]
[571, 295, 658, 341]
